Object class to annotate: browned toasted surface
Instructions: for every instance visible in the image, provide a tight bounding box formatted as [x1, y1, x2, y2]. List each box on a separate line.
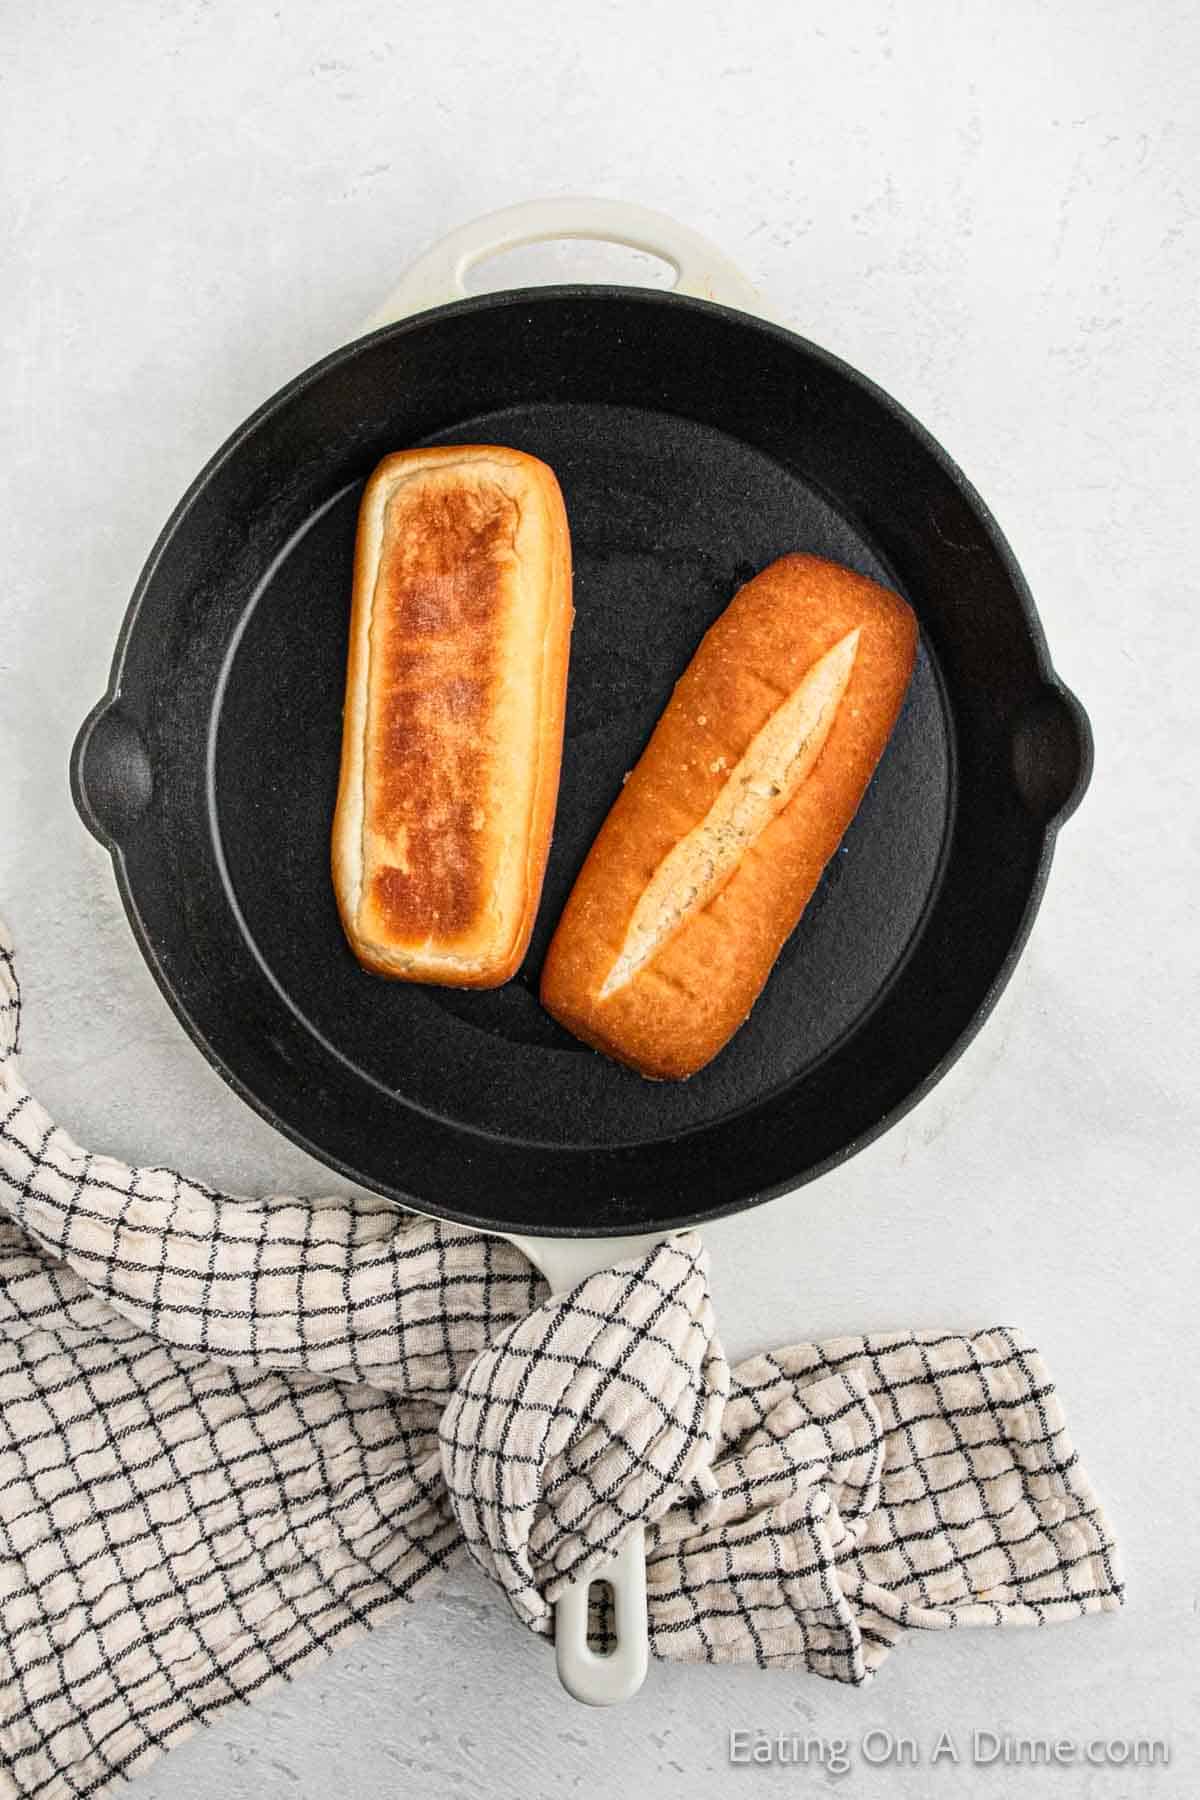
[332, 446, 572, 986]
[539, 554, 918, 1077]
[360, 475, 516, 944]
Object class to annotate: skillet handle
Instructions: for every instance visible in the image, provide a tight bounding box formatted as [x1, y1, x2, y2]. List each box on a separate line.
[507, 1229, 671, 1707]
[361, 197, 776, 332]
[552, 1526, 648, 1708]
[1012, 677, 1095, 828]
[70, 698, 154, 851]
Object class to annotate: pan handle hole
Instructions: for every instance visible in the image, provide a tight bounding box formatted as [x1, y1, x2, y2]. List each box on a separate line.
[461, 238, 676, 296]
[586, 1578, 616, 1656]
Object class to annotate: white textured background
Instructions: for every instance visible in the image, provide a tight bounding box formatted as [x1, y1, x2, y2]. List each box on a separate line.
[3, 2, 1198, 1795]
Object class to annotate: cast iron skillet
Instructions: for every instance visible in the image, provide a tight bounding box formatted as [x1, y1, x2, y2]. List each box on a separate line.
[70, 248, 1091, 1241]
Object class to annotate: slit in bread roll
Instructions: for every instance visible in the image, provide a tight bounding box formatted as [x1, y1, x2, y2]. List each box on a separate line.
[332, 446, 573, 987]
[599, 628, 860, 997]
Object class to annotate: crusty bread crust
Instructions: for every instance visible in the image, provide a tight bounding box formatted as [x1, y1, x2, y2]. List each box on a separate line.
[332, 446, 573, 987]
[539, 554, 917, 1077]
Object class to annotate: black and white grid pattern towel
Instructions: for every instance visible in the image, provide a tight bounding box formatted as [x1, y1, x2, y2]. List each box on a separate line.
[0, 920, 1122, 1798]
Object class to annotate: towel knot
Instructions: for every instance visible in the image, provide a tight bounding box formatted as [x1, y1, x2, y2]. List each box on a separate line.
[435, 1231, 982, 1679]
[440, 1234, 728, 1633]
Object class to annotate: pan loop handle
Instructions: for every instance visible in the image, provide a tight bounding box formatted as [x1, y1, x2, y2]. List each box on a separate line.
[552, 1528, 649, 1707]
[361, 197, 776, 333]
[508, 1230, 669, 1707]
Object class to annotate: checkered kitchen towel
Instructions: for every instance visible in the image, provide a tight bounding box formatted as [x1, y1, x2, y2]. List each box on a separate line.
[0, 921, 1122, 1799]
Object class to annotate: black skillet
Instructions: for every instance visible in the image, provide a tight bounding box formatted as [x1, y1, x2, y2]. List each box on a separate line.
[70, 206, 1092, 1246]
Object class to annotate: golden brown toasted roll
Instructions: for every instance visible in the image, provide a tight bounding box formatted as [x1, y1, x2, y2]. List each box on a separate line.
[332, 445, 573, 987]
[540, 554, 916, 1076]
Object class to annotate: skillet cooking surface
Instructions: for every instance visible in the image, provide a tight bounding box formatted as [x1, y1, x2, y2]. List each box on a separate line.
[72, 289, 1089, 1233]
[214, 404, 949, 1147]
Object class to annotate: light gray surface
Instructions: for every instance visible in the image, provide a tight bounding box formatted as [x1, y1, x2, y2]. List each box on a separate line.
[3, 1, 1197, 1795]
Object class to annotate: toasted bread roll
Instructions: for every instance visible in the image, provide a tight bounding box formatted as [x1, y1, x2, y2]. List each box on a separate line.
[540, 554, 917, 1077]
[332, 446, 573, 987]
